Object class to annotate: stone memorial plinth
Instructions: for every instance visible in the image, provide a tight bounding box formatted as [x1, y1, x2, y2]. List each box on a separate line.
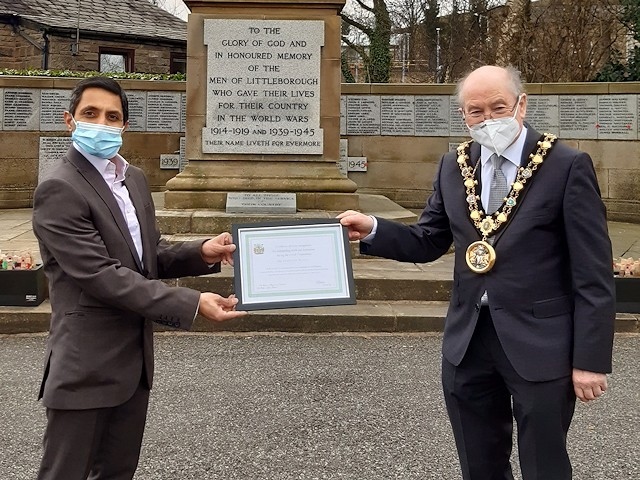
[164, 0, 358, 213]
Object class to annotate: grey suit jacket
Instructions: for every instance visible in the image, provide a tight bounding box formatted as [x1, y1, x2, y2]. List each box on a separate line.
[33, 146, 217, 410]
[363, 126, 615, 382]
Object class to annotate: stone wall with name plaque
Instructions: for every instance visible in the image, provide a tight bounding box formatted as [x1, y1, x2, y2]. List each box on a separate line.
[0, 78, 186, 207]
[340, 84, 640, 219]
[341, 92, 640, 142]
[202, 19, 324, 155]
[1, 77, 640, 222]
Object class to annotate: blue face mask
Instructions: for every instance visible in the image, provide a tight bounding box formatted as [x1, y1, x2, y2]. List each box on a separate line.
[71, 117, 124, 159]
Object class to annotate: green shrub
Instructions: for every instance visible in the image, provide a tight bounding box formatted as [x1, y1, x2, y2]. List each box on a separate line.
[0, 68, 186, 81]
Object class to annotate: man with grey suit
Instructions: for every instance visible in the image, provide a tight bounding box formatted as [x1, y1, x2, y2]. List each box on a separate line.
[339, 65, 615, 479]
[32, 76, 247, 479]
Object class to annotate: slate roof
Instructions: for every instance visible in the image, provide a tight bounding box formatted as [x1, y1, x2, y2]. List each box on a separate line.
[0, 0, 186, 43]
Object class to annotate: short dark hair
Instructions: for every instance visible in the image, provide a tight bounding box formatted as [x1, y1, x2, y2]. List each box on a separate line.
[68, 76, 129, 122]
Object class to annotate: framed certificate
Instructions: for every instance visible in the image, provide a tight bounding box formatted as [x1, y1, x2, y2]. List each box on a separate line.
[232, 219, 356, 311]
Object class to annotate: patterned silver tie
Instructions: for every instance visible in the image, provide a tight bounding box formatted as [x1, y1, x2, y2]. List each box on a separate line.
[487, 154, 508, 214]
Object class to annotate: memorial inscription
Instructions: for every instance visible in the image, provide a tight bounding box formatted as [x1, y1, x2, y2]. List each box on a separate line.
[598, 95, 637, 140]
[39, 137, 71, 183]
[381, 96, 415, 136]
[127, 92, 147, 132]
[526, 95, 559, 134]
[448, 96, 468, 137]
[226, 192, 297, 214]
[40, 90, 71, 131]
[559, 95, 598, 139]
[203, 19, 324, 154]
[415, 96, 449, 136]
[346, 96, 381, 135]
[3, 89, 40, 131]
[147, 92, 181, 132]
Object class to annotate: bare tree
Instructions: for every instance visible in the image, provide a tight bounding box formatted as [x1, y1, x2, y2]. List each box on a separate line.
[494, 0, 625, 82]
[495, 0, 530, 70]
[151, 0, 189, 20]
[342, 1, 393, 82]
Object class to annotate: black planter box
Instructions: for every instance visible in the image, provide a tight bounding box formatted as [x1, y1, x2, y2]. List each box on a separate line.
[615, 277, 640, 314]
[0, 264, 47, 306]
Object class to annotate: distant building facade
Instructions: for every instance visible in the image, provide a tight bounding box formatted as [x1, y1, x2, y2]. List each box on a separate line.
[0, 0, 187, 74]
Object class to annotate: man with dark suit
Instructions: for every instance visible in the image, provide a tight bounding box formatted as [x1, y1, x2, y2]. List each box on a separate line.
[339, 65, 615, 479]
[32, 76, 247, 479]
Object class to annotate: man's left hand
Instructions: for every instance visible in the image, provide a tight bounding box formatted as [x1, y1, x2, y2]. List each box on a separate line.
[572, 368, 608, 402]
[201, 232, 236, 265]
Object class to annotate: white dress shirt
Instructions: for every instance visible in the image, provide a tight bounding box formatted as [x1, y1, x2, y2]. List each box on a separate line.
[73, 143, 143, 262]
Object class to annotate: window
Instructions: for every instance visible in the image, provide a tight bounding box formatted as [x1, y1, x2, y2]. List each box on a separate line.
[99, 48, 134, 73]
[170, 52, 186, 74]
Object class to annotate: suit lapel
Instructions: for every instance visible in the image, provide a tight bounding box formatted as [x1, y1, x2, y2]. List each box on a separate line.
[520, 124, 542, 167]
[124, 171, 153, 275]
[66, 147, 145, 274]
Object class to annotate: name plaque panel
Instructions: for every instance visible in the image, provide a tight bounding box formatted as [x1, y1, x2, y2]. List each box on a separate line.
[39, 136, 71, 183]
[180, 92, 187, 133]
[415, 96, 449, 136]
[127, 92, 147, 132]
[346, 96, 381, 135]
[203, 19, 324, 154]
[448, 96, 468, 137]
[340, 96, 347, 135]
[526, 95, 559, 134]
[381, 96, 415, 135]
[3, 89, 40, 131]
[40, 90, 71, 131]
[559, 95, 598, 139]
[179, 136, 188, 172]
[147, 92, 181, 132]
[598, 94, 637, 140]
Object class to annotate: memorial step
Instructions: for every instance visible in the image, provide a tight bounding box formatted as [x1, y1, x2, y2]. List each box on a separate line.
[0, 300, 450, 335]
[2, 301, 637, 335]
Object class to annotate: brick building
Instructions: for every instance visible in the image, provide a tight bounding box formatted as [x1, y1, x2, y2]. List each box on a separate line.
[0, 0, 187, 74]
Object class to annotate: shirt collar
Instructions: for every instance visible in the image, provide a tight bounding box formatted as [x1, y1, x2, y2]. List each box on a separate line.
[73, 142, 129, 180]
[480, 125, 528, 168]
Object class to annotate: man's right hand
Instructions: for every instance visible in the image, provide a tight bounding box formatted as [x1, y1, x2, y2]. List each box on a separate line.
[337, 210, 374, 241]
[198, 292, 247, 322]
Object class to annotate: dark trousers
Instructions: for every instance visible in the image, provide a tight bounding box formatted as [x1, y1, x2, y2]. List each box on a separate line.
[442, 307, 576, 480]
[37, 383, 150, 480]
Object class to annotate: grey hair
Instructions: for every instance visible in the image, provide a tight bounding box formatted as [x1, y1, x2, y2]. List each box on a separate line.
[455, 65, 524, 106]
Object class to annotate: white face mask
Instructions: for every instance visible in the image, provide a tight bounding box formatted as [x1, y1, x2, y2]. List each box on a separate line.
[467, 96, 523, 156]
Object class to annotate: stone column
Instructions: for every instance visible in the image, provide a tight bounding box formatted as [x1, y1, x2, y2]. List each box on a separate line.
[165, 0, 358, 211]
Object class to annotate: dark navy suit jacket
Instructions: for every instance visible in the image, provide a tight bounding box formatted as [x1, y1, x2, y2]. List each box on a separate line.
[362, 126, 615, 382]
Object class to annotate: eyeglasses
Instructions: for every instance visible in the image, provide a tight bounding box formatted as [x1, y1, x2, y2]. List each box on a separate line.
[462, 97, 520, 122]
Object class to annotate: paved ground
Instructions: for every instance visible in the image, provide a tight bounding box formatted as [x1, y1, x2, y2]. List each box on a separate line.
[1, 332, 638, 479]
